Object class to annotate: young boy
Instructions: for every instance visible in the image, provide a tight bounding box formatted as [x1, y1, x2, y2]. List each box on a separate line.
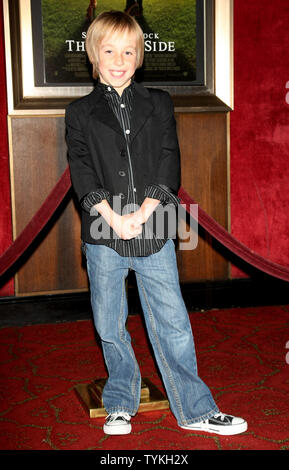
[65, 10, 248, 436]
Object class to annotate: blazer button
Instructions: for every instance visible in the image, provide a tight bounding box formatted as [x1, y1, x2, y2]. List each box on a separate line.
[120, 149, 126, 157]
[119, 193, 125, 199]
[118, 170, 126, 177]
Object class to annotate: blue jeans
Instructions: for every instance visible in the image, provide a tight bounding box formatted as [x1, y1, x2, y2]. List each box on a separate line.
[85, 239, 219, 426]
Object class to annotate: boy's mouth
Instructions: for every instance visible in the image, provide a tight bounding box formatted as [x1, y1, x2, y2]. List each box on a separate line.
[110, 70, 126, 78]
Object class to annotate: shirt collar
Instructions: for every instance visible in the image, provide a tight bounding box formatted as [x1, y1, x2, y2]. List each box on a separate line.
[97, 79, 135, 97]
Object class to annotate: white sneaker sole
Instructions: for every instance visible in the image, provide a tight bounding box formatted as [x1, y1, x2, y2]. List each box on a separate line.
[180, 421, 248, 436]
[103, 423, 132, 435]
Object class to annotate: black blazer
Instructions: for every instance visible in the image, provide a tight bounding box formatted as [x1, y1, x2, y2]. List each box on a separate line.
[65, 81, 180, 243]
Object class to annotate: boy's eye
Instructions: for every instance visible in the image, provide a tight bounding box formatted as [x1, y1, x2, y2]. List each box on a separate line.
[105, 49, 112, 54]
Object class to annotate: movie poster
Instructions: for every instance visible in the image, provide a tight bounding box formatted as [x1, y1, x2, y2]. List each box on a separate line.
[31, 0, 203, 86]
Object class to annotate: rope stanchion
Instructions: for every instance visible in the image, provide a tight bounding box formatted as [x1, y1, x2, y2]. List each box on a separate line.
[178, 186, 289, 283]
[0, 166, 289, 282]
[0, 167, 71, 276]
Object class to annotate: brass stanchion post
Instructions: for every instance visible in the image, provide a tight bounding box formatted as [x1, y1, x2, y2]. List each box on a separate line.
[75, 378, 169, 418]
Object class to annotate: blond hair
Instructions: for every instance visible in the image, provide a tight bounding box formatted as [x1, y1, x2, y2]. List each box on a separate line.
[86, 10, 144, 79]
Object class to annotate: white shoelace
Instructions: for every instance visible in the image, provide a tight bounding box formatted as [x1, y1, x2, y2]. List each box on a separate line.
[107, 412, 131, 422]
[212, 412, 228, 421]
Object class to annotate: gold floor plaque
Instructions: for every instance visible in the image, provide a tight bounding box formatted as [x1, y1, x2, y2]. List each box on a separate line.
[75, 378, 169, 418]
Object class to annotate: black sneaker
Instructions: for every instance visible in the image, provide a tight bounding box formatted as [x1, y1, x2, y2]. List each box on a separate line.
[103, 412, 132, 435]
[180, 412, 248, 435]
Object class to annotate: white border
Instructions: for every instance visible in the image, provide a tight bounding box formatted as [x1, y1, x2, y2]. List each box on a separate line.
[215, 0, 234, 109]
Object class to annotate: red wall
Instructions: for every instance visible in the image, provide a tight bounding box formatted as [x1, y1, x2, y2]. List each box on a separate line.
[230, 0, 289, 277]
[1, 1, 289, 295]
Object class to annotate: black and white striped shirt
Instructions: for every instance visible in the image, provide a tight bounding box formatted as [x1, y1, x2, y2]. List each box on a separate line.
[81, 80, 179, 257]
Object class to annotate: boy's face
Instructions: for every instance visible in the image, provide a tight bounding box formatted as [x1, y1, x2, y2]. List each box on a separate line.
[98, 29, 138, 96]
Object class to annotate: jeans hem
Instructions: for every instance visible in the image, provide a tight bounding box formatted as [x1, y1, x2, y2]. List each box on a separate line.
[105, 406, 138, 417]
[178, 406, 220, 426]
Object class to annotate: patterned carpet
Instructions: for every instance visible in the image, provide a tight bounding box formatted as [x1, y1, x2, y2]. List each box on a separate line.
[0, 305, 289, 451]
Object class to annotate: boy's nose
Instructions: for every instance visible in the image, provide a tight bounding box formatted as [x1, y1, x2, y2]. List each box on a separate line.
[114, 53, 124, 65]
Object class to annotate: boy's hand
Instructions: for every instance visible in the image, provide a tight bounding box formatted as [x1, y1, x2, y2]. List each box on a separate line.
[112, 212, 143, 240]
[114, 198, 161, 240]
[135, 198, 160, 224]
[93, 198, 161, 241]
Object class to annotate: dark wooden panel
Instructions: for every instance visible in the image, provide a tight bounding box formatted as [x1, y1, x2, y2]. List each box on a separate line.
[176, 112, 229, 282]
[10, 115, 88, 295]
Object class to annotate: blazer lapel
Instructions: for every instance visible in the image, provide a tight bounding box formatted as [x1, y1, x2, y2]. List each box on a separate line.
[130, 82, 154, 142]
[88, 87, 124, 136]
[88, 82, 154, 140]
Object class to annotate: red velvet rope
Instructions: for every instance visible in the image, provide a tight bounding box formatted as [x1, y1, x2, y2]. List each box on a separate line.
[0, 167, 72, 277]
[178, 187, 289, 282]
[1, 166, 289, 282]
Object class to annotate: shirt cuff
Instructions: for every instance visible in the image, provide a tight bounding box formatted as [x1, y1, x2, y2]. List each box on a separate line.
[144, 184, 180, 207]
[80, 189, 111, 213]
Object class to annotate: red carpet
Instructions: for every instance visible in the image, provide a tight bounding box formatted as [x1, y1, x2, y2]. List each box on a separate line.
[1, 306, 289, 451]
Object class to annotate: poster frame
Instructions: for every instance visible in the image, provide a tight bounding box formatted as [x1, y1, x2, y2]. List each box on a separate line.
[3, 0, 233, 113]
